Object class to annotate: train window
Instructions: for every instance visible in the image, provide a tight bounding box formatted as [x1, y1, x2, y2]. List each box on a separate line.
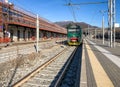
[68, 29, 80, 33]
[2, 6, 8, 12]
[68, 29, 80, 32]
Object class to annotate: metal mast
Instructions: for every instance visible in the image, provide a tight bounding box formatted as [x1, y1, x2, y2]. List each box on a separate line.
[109, 0, 113, 48]
[36, 14, 39, 53]
[113, 0, 116, 47]
[108, 0, 115, 48]
[100, 10, 106, 45]
[102, 11, 105, 45]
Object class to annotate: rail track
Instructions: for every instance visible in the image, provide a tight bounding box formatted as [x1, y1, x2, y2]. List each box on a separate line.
[55, 45, 82, 87]
[11, 46, 78, 87]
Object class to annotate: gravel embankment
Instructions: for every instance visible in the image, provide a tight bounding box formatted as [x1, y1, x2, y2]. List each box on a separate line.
[0, 41, 66, 87]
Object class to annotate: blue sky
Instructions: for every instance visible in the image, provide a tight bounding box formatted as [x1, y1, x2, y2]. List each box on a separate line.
[8, 0, 120, 27]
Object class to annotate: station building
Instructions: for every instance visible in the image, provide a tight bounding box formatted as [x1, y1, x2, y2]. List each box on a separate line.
[0, 1, 67, 43]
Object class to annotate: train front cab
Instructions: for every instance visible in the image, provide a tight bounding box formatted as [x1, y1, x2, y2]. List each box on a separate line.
[67, 37, 82, 46]
[68, 41, 80, 46]
[67, 24, 82, 46]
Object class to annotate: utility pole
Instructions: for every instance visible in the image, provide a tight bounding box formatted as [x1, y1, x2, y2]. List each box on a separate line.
[108, 0, 112, 48]
[113, 0, 116, 47]
[108, 0, 115, 48]
[110, 0, 113, 48]
[100, 10, 106, 44]
[36, 14, 39, 53]
[102, 13, 105, 44]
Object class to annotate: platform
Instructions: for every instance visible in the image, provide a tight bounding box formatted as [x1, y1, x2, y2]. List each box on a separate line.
[80, 39, 120, 87]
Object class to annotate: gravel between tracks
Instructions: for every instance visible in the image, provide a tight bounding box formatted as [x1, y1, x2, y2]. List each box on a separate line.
[22, 46, 76, 87]
[0, 43, 66, 87]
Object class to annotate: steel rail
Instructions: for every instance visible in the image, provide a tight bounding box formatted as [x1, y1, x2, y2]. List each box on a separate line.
[12, 47, 69, 87]
[54, 46, 78, 87]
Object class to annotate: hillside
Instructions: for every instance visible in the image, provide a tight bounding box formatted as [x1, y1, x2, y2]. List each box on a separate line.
[54, 21, 98, 29]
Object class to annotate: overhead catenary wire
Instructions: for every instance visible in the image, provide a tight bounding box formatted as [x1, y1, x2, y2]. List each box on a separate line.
[65, 0, 108, 22]
[64, 0, 77, 22]
[65, 1, 108, 6]
[69, 3, 77, 22]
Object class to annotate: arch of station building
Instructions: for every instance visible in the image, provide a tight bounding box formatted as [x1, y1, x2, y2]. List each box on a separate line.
[40, 30, 62, 40]
[6, 24, 66, 42]
[8, 25, 36, 42]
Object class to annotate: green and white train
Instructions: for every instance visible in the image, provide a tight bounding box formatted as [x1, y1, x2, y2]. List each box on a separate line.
[67, 23, 82, 45]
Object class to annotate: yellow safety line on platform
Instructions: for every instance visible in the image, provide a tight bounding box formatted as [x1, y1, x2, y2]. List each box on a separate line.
[85, 40, 114, 87]
[80, 40, 87, 87]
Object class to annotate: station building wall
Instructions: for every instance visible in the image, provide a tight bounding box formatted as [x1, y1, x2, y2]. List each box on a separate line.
[7, 25, 65, 42]
[8, 25, 36, 42]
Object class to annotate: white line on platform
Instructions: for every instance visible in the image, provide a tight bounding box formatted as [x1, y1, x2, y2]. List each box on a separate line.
[87, 39, 120, 68]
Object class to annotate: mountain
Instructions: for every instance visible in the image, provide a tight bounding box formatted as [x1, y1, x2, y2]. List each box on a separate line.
[54, 21, 98, 29]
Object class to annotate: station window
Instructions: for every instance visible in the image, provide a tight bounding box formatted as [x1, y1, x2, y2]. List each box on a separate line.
[2, 6, 8, 12]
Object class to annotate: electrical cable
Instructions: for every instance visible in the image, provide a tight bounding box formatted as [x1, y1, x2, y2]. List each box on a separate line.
[64, 0, 77, 22]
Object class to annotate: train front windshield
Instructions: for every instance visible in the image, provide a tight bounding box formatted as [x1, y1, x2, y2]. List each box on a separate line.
[68, 29, 80, 34]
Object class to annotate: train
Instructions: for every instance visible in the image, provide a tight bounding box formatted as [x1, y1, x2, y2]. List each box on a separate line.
[67, 23, 82, 45]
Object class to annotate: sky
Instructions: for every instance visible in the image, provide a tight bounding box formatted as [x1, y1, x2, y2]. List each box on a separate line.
[8, 0, 120, 27]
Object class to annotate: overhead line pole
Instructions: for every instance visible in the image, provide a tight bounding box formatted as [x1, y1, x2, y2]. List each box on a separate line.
[102, 12, 105, 44]
[108, 0, 113, 48]
[113, 0, 116, 47]
[110, 0, 113, 48]
[108, 0, 110, 47]
[100, 10, 106, 45]
[36, 14, 39, 53]
[108, 0, 115, 48]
